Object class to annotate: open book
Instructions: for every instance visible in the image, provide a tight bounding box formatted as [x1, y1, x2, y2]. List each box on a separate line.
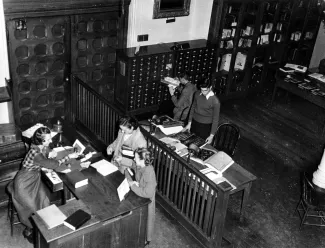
[191, 151, 234, 174]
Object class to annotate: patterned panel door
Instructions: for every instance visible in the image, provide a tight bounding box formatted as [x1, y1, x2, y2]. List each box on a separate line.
[71, 13, 119, 99]
[7, 16, 70, 126]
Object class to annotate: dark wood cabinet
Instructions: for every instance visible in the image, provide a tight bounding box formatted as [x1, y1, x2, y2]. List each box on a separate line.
[0, 124, 26, 206]
[4, 0, 130, 126]
[115, 39, 216, 115]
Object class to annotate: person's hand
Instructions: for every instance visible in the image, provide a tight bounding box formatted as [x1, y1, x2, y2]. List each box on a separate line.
[48, 150, 57, 159]
[205, 134, 214, 144]
[68, 152, 79, 159]
[182, 122, 191, 132]
[128, 180, 139, 187]
[169, 86, 175, 96]
[114, 155, 122, 163]
[107, 147, 113, 155]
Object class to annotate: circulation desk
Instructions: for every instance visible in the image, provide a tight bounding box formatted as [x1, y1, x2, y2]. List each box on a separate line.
[140, 125, 256, 248]
[32, 158, 150, 248]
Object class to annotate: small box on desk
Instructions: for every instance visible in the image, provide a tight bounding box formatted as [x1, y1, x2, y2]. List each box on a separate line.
[42, 170, 63, 192]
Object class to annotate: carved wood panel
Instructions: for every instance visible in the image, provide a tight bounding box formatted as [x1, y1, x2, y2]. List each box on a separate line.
[7, 16, 70, 126]
[71, 13, 119, 96]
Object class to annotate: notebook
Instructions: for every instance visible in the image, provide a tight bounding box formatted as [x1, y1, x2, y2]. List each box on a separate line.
[91, 159, 118, 176]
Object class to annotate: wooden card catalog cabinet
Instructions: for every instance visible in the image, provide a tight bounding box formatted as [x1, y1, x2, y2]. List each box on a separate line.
[115, 45, 174, 115]
[4, 0, 130, 126]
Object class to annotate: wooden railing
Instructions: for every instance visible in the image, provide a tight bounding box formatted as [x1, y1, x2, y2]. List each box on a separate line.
[141, 127, 231, 248]
[70, 76, 231, 248]
[70, 76, 123, 147]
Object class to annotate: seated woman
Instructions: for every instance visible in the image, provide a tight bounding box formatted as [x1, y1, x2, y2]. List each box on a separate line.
[11, 127, 78, 243]
[125, 147, 157, 246]
[183, 78, 220, 144]
[168, 71, 197, 121]
[106, 116, 147, 171]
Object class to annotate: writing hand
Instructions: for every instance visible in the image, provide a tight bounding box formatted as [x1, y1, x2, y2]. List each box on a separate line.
[114, 155, 122, 163]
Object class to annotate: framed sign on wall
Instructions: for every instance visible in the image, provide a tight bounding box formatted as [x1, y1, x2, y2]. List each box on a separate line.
[153, 0, 191, 19]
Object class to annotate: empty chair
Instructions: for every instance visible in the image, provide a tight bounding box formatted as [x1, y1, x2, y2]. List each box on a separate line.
[212, 123, 240, 156]
[296, 172, 325, 229]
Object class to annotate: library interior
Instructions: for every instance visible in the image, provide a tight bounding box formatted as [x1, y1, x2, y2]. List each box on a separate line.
[1, 0, 325, 248]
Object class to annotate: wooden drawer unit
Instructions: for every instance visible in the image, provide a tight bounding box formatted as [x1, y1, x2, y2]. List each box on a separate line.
[173, 39, 216, 84]
[115, 44, 174, 114]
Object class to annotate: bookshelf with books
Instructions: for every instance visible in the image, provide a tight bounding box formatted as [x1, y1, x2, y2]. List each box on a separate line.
[208, 0, 325, 98]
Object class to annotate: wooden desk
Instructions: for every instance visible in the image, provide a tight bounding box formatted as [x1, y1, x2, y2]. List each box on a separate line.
[271, 76, 325, 135]
[140, 125, 257, 248]
[32, 127, 151, 248]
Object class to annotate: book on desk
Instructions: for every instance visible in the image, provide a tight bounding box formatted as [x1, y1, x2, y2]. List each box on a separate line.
[65, 170, 88, 188]
[36, 204, 67, 229]
[63, 209, 91, 231]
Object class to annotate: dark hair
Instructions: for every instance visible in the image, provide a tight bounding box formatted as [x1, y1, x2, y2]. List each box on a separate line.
[119, 116, 138, 130]
[198, 78, 212, 89]
[178, 71, 191, 81]
[135, 147, 154, 166]
[32, 127, 51, 145]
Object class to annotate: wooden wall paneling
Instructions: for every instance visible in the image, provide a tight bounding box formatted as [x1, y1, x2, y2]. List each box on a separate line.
[71, 12, 120, 99]
[7, 16, 70, 126]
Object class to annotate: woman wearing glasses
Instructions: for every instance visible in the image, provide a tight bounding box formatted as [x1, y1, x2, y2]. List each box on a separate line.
[183, 78, 220, 144]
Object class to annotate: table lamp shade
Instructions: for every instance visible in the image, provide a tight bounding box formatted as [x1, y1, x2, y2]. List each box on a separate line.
[313, 149, 325, 188]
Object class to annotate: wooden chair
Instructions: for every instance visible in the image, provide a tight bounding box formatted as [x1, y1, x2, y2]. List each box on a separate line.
[296, 172, 325, 229]
[6, 181, 22, 236]
[212, 123, 240, 156]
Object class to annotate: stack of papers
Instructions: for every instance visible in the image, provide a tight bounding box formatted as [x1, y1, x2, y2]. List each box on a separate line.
[157, 125, 183, 135]
[91, 159, 118, 176]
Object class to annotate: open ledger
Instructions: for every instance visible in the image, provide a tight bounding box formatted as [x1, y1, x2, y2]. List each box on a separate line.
[117, 178, 130, 201]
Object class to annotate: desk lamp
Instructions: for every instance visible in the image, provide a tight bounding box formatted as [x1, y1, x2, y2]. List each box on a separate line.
[187, 143, 200, 164]
[53, 120, 63, 147]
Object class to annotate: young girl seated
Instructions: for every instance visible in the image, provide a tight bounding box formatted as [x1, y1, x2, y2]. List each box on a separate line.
[126, 147, 157, 246]
[11, 127, 78, 243]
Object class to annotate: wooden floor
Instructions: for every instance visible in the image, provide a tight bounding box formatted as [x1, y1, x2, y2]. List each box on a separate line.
[220, 91, 325, 171]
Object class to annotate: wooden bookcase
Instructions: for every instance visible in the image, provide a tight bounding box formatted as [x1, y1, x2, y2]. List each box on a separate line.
[208, 0, 325, 97]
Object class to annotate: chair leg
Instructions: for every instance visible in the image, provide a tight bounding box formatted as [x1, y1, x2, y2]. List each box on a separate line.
[300, 206, 309, 230]
[10, 200, 14, 236]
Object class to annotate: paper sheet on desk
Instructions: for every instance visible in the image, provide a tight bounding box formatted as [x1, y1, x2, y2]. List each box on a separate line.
[91, 159, 118, 176]
[157, 125, 183, 135]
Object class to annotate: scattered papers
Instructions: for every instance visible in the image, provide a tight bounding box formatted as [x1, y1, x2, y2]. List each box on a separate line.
[117, 178, 130, 201]
[91, 159, 118, 176]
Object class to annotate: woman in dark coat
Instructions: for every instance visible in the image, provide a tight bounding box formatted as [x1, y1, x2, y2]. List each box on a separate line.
[11, 127, 77, 243]
[126, 147, 157, 246]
